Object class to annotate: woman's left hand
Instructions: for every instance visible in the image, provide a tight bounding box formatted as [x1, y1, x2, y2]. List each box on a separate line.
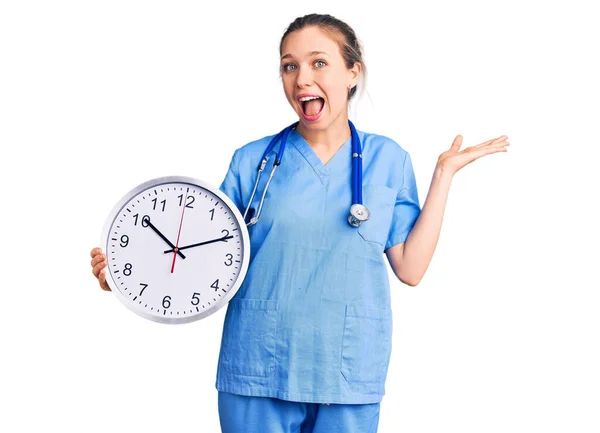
[437, 134, 510, 176]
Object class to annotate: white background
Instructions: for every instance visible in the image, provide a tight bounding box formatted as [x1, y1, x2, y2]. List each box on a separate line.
[1, 0, 598, 432]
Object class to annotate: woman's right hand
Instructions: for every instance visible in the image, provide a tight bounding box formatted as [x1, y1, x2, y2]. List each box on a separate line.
[90, 247, 111, 291]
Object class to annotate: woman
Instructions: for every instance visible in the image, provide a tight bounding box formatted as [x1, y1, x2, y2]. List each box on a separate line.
[90, 13, 509, 433]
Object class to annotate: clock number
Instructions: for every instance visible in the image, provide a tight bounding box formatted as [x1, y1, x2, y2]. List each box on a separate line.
[221, 229, 229, 238]
[178, 194, 195, 209]
[152, 198, 166, 212]
[120, 235, 129, 247]
[162, 296, 171, 309]
[211, 279, 220, 292]
[224, 254, 233, 266]
[123, 263, 132, 276]
[133, 214, 150, 227]
[191, 292, 200, 305]
[139, 283, 148, 296]
[209, 209, 214, 221]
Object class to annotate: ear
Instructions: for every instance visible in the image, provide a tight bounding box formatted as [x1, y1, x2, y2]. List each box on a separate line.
[348, 62, 362, 88]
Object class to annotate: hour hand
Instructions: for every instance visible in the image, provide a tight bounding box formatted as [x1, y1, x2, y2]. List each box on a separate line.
[144, 217, 186, 259]
[163, 235, 233, 254]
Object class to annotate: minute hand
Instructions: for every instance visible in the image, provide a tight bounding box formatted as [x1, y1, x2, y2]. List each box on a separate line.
[163, 235, 234, 253]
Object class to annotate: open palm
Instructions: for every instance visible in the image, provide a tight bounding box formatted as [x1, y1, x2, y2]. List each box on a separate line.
[438, 134, 510, 175]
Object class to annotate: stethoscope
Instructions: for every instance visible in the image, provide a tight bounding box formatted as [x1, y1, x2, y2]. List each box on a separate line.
[243, 119, 370, 228]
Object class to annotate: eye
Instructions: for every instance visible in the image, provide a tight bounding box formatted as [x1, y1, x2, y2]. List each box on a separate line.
[315, 60, 327, 68]
[281, 63, 297, 72]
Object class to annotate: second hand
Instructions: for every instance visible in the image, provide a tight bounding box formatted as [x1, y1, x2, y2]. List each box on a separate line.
[171, 190, 188, 274]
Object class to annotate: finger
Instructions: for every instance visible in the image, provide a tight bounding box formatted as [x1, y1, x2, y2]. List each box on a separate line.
[466, 146, 508, 162]
[92, 259, 108, 279]
[473, 135, 509, 149]
[99, 269, 111, 291]
[91, 253, 106, 268]
[90, 247, 103, 258]
[450, 135, 463, 152]
[485, 140, 510, 150]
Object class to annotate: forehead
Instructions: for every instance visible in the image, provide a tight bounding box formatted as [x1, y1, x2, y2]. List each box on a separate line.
[281, 26, 343, 59]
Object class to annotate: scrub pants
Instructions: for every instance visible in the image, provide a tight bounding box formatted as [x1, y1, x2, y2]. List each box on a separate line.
[218, 391, 381, 433]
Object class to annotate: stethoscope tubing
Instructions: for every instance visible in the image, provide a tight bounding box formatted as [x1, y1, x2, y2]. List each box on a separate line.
[244, 120, 366, 227]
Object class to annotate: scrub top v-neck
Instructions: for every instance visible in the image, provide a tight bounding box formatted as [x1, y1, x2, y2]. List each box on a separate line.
[215, 128, 421, 404]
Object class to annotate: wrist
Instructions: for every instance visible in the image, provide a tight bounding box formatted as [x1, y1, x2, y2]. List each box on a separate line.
[434, 162, 455, 181]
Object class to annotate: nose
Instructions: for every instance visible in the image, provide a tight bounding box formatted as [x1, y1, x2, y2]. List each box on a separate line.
[295, 65, 313, 88]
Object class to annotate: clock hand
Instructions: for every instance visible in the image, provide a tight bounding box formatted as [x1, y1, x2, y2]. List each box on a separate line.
[163, 235, 234, 253]
[144, 217, 186, 259]
[170, 191, 188, 273]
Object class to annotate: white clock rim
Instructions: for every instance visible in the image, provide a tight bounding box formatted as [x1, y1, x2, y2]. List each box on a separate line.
[100, 175, 250, 325]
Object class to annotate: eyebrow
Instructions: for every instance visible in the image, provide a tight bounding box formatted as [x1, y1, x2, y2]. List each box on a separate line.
[280, 51, 329, 61]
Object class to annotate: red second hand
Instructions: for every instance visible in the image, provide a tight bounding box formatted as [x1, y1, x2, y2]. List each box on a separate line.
[171, 191, 188, 274]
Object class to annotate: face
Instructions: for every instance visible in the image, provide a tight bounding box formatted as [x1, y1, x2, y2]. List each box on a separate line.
[280, 26, 360, 133]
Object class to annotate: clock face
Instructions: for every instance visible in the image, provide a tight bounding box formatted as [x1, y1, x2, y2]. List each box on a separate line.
[101, 176, 250, 324]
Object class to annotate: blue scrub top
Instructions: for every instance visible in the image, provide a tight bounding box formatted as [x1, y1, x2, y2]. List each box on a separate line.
[215, 128, 421, 404]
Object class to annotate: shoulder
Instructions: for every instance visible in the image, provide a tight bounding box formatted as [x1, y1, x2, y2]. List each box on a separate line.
[227, 132, 280, 172]
[236, 133, 277, 155]
[358, 129, 410, 163]
[356, 129, 417, 189]
[235, 129, 283, 156]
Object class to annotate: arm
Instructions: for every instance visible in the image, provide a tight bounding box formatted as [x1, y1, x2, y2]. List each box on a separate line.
[385, 134, 509, 286]
[385, 165, 452, 286]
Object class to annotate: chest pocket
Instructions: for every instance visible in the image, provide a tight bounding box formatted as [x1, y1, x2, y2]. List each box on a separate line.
[358, 184, 397, 247]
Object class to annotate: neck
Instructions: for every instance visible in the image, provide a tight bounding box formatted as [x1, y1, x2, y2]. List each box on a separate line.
[295, 113, 350, 150]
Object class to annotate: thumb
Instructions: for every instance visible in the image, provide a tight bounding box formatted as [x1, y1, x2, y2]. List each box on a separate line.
[450, 135, 463, 152]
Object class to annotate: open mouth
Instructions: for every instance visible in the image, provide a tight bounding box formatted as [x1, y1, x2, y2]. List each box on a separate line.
[298, 96, 324, 120]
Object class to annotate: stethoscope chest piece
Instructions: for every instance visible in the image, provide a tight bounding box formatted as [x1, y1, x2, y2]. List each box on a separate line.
[348, 203, 370, 227]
